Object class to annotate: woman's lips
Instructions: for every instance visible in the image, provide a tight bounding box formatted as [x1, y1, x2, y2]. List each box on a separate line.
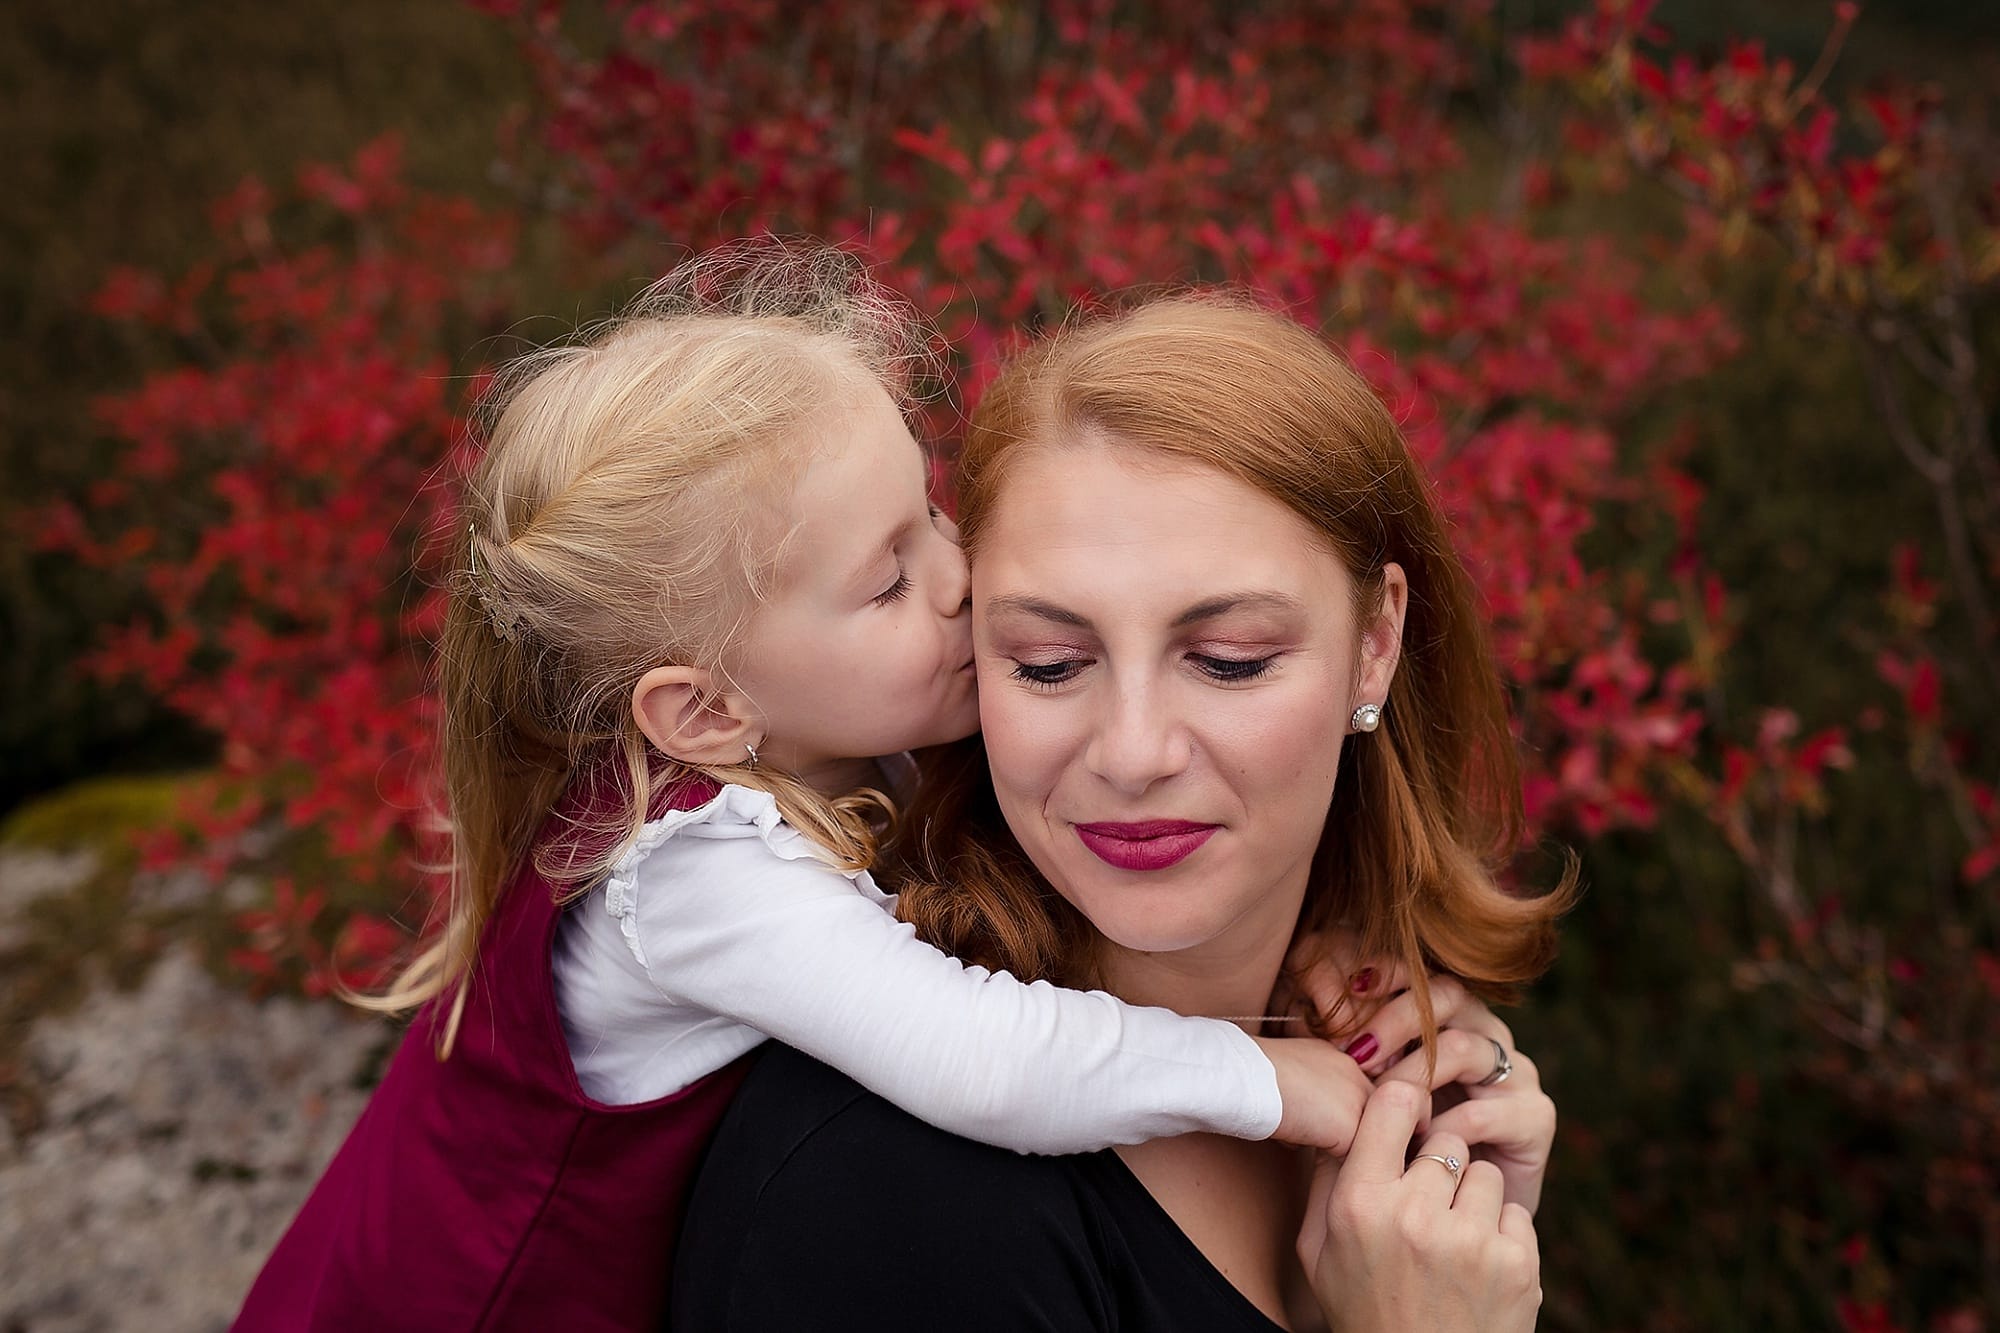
[1073, 820, 1218, 871]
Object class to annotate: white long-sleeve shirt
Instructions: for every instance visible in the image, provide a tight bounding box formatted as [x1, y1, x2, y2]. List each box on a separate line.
[551, 783, 1282, 1154]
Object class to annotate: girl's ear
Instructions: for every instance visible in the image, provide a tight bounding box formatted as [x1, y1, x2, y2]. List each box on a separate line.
[632, 665, 761, 766]
[1354, 561, 1409, 708]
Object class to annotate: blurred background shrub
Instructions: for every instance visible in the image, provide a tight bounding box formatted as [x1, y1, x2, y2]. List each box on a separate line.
[4, 1, 1995, 1328]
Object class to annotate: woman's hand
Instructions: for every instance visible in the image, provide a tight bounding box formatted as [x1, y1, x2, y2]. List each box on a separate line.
[1282, 935, 1557, 1214]
[1352, 977, 1556, 1215]
[1278, 928, 1393, 1038]
[1298, 1080, 1542, 1333]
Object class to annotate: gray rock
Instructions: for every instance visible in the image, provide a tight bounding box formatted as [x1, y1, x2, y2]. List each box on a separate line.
[0, 849, 98, 914]
[0, 946, 385, 1332]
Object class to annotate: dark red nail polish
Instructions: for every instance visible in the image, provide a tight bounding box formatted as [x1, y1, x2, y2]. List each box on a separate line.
[1345, 1033, 1379, 1063]
[1351, 967, 1375, 994]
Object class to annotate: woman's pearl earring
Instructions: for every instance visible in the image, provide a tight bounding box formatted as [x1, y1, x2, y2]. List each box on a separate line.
[1349, 703, 1383, 733]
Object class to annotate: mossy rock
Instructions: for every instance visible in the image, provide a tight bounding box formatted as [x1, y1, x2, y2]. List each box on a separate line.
[0, 772, 198, 854]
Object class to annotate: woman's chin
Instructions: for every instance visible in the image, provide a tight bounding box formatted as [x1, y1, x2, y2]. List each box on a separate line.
[1080, 905, 1239, 959]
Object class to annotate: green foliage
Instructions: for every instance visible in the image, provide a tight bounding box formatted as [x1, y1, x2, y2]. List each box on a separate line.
[0, 772, 195, 854]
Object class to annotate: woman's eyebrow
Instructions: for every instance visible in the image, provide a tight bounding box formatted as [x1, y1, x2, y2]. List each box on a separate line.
[984, 591, 1306, 628]
[1170, 591, 1307, 627]
[984, 594, 1090, 627]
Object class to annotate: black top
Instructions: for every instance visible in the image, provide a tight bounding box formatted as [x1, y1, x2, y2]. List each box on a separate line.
[670, 1043, 1286, 1332]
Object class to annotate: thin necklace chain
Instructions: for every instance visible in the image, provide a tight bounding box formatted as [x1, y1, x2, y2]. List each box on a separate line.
[1207, 1015, 1309, 1023]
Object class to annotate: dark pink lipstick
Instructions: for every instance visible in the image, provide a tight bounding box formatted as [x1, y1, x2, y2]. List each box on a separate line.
[1074, 819, 1218, 871]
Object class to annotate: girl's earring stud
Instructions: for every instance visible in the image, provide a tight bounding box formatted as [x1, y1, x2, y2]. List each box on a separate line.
[743, 741, 759, 769]
[1349, 703, 1383, 733]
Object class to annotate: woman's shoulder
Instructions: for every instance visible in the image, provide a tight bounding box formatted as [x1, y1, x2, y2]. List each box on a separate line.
[671, 1044, 1111, 1330]
[670, 1045, 1284, 1333]
[680, 1041, 1096, 1230]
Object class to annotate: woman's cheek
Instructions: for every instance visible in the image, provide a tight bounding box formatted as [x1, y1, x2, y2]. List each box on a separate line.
[1220, 678, 1348, 804]
[980, 694, 1071, 817]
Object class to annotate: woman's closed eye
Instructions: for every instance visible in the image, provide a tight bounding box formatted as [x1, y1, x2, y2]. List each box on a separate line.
[1011, 657, 1090, 689]
[1192, 652, 1279, 683]
[1007, 652, 1281, 690]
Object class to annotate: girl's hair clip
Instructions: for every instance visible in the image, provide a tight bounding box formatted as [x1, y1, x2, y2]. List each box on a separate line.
[468, 522, 527, 643]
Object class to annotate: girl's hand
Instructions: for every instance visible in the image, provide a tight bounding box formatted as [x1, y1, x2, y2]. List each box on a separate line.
[1358, 980, 1556, 1215]
[1252, 1035, 1375, 1153]
[1298, 1080, 1542, 1333]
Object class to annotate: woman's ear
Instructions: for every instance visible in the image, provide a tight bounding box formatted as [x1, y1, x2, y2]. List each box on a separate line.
[1354, 561, 1409, 707]
[631, 665, 761, 766]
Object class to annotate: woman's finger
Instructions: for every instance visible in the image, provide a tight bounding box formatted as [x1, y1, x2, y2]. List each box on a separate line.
[1442, 1003, 1513, 1052]
[1344, 973, 1475, 1073]
[1428, 1090, 1557, 1214]
[1282, 938, 1408, 1035]
[1428, 1090, 1555, 1153]
[1339, 1079, 1431, 1189]
[1295, 1149, 1341, 1268]
[1501, 1201, 1540, 1263]
[1451, 1158, 1506, 1228]
[1376, 1026, 1506, 1093]
[1402, 1129, 1472, 1208]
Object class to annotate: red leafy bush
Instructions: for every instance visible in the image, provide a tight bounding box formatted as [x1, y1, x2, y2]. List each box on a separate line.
[49, 137, 515, 994]
[63, 1, 1740, 983]
[51, 1, 1999, 1324]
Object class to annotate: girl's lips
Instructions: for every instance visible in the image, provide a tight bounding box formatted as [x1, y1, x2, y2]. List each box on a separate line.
[1073, 820, 1219, 872]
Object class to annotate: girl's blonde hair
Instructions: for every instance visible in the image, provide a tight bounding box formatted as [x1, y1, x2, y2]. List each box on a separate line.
[366, 243, 931, 1056]
[893, 294, 1572, 1053]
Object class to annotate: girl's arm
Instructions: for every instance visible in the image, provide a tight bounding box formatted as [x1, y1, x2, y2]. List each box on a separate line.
[623, 825, 1293, 1154]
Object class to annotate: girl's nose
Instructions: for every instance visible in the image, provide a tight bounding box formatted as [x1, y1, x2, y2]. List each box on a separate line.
[932, 531, 972, 618]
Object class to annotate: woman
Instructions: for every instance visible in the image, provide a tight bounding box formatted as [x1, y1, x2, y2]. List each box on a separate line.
[671, 295, 1568, 1331]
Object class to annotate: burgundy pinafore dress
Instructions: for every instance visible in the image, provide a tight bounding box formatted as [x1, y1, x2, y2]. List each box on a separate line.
[234, 776, 748, 1331]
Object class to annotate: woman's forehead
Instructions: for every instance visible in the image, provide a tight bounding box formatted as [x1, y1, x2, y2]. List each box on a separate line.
[973, 442, 1354, 612]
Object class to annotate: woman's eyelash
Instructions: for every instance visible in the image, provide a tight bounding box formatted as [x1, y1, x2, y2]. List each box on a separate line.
[1011, 654, 1279, 688]
[874, 570, 912, 605]
[1011, 659, 1087, 688]
[1193, 654, 1278, 682]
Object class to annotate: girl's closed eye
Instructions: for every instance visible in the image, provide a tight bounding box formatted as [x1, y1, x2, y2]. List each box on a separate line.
[873, 568, 913, 605]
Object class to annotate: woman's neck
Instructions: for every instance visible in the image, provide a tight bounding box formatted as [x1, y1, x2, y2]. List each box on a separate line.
[1095, 867, 1318, 1329]
[1099, 939, 1290, 1030]
[1094, 865, 1312, 1029]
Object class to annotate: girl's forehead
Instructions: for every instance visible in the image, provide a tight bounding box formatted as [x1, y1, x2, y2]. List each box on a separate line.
[762, 390, 927, 588]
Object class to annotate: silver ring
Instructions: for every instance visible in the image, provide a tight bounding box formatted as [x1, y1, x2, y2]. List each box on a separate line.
[1409, 1153, 1463, 1181]
[1476, 1037, 1512, 1087]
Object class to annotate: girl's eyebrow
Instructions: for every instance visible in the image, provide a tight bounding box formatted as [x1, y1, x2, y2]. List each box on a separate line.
[848, 513, 923, 589]
[844, 442, 931, 593]
[984, 590, 1307, 630]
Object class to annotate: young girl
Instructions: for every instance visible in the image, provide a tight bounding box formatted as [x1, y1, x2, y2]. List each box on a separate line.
[234, 247, 1363, 1332]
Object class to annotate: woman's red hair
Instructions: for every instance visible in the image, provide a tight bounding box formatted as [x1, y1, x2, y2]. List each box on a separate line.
[894, 295, 1572, 1047]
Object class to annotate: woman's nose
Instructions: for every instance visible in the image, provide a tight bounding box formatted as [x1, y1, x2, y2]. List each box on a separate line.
[1083, 676, 1191, 796]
